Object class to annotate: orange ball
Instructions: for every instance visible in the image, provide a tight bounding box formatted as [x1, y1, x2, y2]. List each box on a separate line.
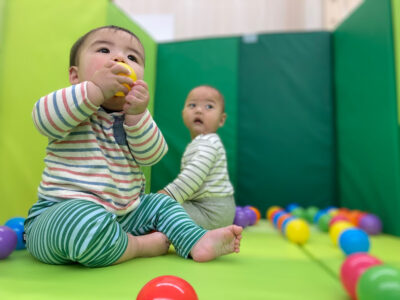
[267, 206, 282, 220]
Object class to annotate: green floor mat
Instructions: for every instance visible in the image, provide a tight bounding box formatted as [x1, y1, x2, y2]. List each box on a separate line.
[0, 221, 354, 299]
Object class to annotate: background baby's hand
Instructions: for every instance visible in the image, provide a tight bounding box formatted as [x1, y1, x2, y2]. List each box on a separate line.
[90, 61, 133, 101]
[123, 80, 149, 115]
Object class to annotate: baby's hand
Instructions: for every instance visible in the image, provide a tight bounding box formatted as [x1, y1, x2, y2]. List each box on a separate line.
[90, 61, 133, 101]
[123, 80, 149, 115]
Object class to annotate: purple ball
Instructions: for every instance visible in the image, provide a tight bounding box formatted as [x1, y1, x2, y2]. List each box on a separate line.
[243, 207, 257, 226]
[0, 226, 18, 259]
[359, 214, 382, 235]
[234, 207, 249, 228]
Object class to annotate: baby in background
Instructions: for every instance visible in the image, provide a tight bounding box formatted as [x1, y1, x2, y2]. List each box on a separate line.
[159, 85, 236, 230]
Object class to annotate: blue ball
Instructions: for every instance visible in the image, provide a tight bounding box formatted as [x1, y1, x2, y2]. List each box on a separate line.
[5, 217, 26, 250]
[313, 210, 325, 224]
[339, 228, 370, 256]
[272, 211, 286, 228]
[286, 203, 300, 213]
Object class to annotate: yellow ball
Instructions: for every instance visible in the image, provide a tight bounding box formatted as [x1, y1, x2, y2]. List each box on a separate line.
[115, 62, 137, 97]
[267, 206, 282, 220]
[285, 219, 310, 245]
[329, 221, 354, 246]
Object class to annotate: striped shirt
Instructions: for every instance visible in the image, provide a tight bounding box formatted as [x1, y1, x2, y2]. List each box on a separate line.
[32, 82, 167, 215]
[164, 133, 233, 203]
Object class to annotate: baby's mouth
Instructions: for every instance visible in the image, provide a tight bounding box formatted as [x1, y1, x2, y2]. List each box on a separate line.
[194, 118, 203, 125]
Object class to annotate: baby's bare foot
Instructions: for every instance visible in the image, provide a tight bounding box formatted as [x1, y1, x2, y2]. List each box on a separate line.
[190, 225, 242, 262]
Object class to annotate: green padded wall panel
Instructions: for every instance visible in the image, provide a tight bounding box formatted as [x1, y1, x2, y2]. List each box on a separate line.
[0, 0, 108, 224]
[334, 0, 400, 235]
[236, 32, 336, 215]
[0, 0, 155, 223]
[151, 38, 239, 193]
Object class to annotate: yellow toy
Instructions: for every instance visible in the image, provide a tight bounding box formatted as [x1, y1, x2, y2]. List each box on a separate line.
[285, 219, 310, 245]
[329, 221, 354, 246]
[115, 62, 137, 97]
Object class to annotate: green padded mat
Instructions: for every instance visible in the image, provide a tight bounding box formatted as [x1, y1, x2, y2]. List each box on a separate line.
[1, 221, 350, 300]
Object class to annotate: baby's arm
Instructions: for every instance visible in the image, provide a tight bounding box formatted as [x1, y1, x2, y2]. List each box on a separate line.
[32, 62, 132, 140]
[123, 80, 168, 166]
[164, 140, 218, 203]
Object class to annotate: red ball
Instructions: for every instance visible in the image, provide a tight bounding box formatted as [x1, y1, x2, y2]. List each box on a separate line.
[137, 275, 198, 300]
[329, 214, 350, 227]
[340, 253, 382, 299]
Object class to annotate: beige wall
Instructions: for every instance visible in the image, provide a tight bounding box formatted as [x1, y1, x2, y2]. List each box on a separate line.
[113, 0, 363, 41]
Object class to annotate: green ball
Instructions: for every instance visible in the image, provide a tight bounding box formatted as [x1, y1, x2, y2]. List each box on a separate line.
[317, 213, 332, 232]
[357, 265, 400, 300]
[306, 206, 319, 223]
[291, 207, 306, 220]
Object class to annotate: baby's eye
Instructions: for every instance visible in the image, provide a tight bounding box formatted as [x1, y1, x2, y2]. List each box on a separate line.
[128, 55, 137, 62]
[97, 48, 110, 54]
[188, 103, 196, 108]
[205, 104, 214, 110]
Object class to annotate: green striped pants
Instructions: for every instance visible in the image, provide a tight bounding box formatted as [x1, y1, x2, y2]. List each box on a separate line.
[24, 193, 207, 267]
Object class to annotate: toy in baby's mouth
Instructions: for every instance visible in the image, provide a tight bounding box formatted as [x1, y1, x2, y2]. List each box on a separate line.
[115, 62, 137, 97]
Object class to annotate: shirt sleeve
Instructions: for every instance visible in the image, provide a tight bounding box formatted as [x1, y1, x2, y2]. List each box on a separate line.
[123, 109, 168, 166]
[32, 82, 98, 140]
[164, 138, 218, 203]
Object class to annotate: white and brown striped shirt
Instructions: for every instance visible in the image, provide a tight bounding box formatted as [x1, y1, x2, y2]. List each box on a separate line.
[164, 133, 233, 203]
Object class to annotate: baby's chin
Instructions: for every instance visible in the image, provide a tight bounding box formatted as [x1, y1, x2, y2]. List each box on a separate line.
[102, 97, 125, 111]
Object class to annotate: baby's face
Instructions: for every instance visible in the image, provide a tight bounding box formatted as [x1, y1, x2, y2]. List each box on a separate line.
[71, 28, 145, 110]
[182, 86, 226, 139]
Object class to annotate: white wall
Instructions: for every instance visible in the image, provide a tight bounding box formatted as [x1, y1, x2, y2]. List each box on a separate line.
[113, 0, 363, 42]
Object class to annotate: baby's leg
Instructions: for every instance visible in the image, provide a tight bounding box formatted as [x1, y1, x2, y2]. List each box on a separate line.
[113, 231, 170, 265]
[118, 193, 242, 261]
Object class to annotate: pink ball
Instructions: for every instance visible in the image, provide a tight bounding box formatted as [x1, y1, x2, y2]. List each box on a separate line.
[340, 253, 382, 299]
[329, 215, 350, 227]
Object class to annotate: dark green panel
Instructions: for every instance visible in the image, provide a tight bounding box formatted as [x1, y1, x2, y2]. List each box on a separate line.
[334, 0, 400, 235]
[151, 38, 239, 193]
[237, 32, 336, 215]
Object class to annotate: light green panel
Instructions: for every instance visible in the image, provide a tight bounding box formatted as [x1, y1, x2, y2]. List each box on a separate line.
[0, 0, 108, 224]
[393, 0, 400, 123]
[106, 3, 157, 191]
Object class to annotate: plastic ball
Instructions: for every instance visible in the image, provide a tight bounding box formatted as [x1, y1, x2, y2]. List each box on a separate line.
[233, 207, 249, 228]
[281, 216, 296, 235]
[137, 275, 198, 300]
[0, 226, 18, 259]
[329, 221, 354, 246]
[266, 206, 282, 220]
[305, 206, 319, 223]
[272, 211, 286, 228]
[5, 217, 26, 250]
[247, 206, 261, 222]
[285, 219, 310, 245]
[317, 213, 332, 232]
[339, 228, 370, 256]
[340, 253, 382, 300]
[358, 214, 382, 235]
[329, 214, 350, 227]
[313, 210, 325, 224]
[277, 214, 292, 231]
[290, 207, 306, 220]
[115, 62, 137, 97]
[286, 203, 300, 212]
[243, 207, 257, 226]
[357, 265, 400, 300]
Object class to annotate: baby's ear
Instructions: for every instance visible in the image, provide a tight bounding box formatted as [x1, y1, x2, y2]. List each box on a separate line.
[69, 66, 79, 84]
[219, 112, 227, 127]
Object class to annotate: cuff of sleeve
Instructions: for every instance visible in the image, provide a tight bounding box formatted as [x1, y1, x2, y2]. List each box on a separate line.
[164, 185, 183, 204]
[124, 110, 151, 135]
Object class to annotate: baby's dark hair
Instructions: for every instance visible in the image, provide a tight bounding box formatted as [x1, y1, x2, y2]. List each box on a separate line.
[69, 25, 143, 67]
